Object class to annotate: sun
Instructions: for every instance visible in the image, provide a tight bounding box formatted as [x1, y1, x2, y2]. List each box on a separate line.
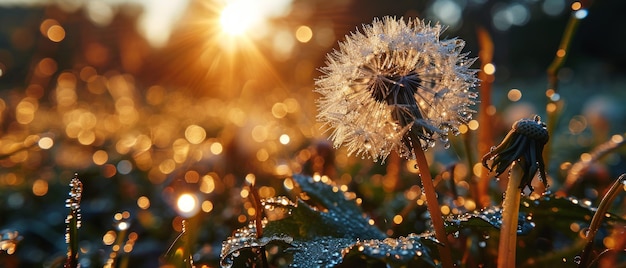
[219, 0, 261, 36]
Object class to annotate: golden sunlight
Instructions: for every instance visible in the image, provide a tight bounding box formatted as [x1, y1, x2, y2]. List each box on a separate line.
[219, 0, 260, 36]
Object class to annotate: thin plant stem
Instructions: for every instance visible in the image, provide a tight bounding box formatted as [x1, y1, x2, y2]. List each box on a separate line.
[560, 135, 625, 195]
[497, 162, 523, 268]
[65, 174, 82, 268]
[544, 0, 594, 173]
[578, 174, 626, 268]
[476, 26, 495, 209]
[65, 208, 79, 268]
[249, 183, 269, 268]
[412, 140, 453, 268]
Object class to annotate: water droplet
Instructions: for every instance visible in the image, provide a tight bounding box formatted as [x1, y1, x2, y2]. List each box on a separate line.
[364, 140, 372, 149]
[573, 255, 581, 264]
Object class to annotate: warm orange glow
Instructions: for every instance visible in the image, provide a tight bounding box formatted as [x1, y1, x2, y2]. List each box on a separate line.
[393, 215, 403, 224]
[38, 137, 54, 149]
[177, 193, 199, 217]
[483, 63, 495, 75]
[32, 179, 48, 196]
[219, 0, 259, 36]
[137, 196, 150, 209]
[507, 89, 522, 102]
[47, 25, 65, 42]
[295, 26, 313, 43]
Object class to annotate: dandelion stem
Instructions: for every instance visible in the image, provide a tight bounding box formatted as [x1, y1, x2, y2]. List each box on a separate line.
[497, 162, 522, 268]
[412, 141, 453, 268]
[578, 174, 626, 268]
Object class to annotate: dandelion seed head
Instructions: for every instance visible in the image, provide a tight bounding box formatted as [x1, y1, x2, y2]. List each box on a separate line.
[315, 16, 479, 161]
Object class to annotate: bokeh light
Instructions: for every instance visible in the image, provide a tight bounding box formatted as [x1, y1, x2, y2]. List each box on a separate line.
[176, 193, 199, 218]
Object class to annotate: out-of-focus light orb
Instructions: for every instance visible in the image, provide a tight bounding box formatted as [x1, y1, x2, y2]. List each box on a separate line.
[200, 175, 215, 194]
[483, 63, 495, 75]
[185, 125, 206, 144]
[508, 89, 522, 102]
[117, 221, 129, 231]
[137, 196, 150, 209]
[295, 25, 313, 43]
[117, 160, 133, 175]
[492, 3, 530, 31]
[542, 0, 565, 16]
[103, 231, 116, 245]
[202, 200, 214, 212]
[468, 120, 479, 130]
[574, 9, 588, 19]
[92, 150, 108, 165]
[38, 137, 54, 149]
[85, 0, 114, 26]
[279, 134, 290, 145]
[32, 179, 48, 196]
[47, 25, 65, 42]
[177, 193, 199, 217]
[220, 0, 259, 36]
[430, 0, 462, 27]
[210, 142, 223, 155]
[393, 215, 403, 224]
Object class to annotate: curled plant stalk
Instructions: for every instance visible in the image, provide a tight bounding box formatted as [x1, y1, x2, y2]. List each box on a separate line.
[482, 116, 549, 268]
[315, 16, 479, 267]
[65, 173, 83, 268]
[560, 134, 625, 194]
[578, 174, 626, 268]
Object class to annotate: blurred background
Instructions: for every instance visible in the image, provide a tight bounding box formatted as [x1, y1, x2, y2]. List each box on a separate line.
[0, 0, 625, 267]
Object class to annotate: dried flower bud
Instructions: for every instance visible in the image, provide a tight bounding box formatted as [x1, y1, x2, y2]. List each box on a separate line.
[482, 115, 549, 192]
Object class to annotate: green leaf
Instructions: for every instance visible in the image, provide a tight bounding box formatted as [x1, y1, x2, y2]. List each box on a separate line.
[263, 174, 385, 240]
[519, 194, 626, 225]
[220, 174, 437, 267]
[446, 207, 535, 235]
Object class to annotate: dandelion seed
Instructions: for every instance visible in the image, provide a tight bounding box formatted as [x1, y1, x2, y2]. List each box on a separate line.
[315, 16, 479, 161]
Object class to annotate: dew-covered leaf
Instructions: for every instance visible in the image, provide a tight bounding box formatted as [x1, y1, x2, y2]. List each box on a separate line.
[519, 193, 626, 224]
[286, 237, 354, 267]
[341, 233, 437, 267]
[445, 207, 535, 235]
[263, 174, 385, 240]
[220, 174, 439, 268]
[220, 221, 293, 268]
